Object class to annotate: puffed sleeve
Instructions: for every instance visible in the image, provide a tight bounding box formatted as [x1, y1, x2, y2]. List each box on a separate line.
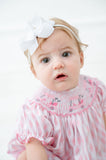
[96, 79, 106, 113]
[7, 100, 54, 159]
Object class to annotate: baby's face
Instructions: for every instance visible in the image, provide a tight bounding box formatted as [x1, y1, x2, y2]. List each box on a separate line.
[31, 29, 84, 92]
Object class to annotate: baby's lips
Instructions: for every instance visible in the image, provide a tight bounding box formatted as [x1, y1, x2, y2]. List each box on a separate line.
[55, 73, 68, 80]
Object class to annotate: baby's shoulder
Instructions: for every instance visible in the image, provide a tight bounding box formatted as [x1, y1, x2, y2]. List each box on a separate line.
[81, 74, 106, 96]
[18, 92, 49, 119]
[20, 85, 50, 112]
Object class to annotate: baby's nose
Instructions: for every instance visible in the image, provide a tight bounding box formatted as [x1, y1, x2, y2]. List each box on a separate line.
[53, 61, 64, 70]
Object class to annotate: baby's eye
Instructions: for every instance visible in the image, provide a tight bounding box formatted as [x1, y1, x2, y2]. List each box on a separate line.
[41, 57, 50, 63]
[62, 52, 71, 57]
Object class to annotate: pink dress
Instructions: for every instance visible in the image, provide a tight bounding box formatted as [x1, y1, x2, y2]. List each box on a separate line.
[8, 75, 106, 160]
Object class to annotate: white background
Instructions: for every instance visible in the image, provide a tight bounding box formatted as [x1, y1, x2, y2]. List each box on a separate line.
[0, 0, 106, 159]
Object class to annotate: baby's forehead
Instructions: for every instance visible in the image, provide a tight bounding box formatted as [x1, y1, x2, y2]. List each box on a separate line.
[37, 29, 77, 51]
[33, 30, 78, 58]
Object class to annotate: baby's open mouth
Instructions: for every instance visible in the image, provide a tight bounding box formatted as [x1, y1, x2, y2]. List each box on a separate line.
[56, 74, 65, 78]
[55, 74, 68, 80]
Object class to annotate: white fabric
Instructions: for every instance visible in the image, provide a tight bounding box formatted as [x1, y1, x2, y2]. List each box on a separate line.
[20, 16, 55, 55]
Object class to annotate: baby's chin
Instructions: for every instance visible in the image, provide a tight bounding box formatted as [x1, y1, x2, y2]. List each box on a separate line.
[47, 85, 78, 93]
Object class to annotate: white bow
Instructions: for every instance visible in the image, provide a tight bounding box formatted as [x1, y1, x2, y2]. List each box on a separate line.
[20, 16, 55, 55]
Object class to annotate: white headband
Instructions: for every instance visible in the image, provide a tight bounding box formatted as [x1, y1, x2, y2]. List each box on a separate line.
[20, 16, 80, 63]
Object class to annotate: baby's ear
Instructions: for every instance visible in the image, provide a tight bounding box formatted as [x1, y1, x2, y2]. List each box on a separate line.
[80, 51, 84, 68]
[30, 65, 37, 78]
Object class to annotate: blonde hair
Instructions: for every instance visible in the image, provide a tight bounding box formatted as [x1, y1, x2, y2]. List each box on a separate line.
[24, 17, 88, 63]
[50, 17, 88, 52]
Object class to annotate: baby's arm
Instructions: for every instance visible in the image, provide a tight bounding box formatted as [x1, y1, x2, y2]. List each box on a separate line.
[17, 150, 27, 160]
[26, 138, 48, 160]
[17, 138, 48, 160]
[18, 138, 48, 160]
